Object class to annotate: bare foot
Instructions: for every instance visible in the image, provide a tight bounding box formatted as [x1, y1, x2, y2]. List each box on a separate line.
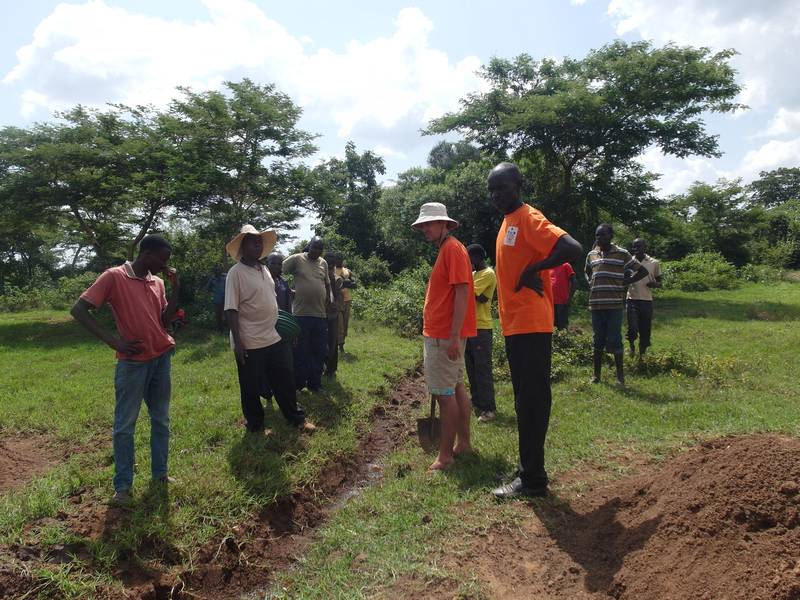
[299, 421, 317, 433]
[428, 458, 454, 471]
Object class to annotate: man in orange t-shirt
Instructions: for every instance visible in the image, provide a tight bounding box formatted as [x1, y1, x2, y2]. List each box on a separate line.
[488, 163, 583, 499]
[412, 202, 477, 471]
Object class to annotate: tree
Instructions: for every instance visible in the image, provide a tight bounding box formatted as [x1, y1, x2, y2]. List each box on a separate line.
[672, 180, 761, 266]
[309, 141, 386, 258]
[748, 167, 800, 208]
[427, 41, 743, 244]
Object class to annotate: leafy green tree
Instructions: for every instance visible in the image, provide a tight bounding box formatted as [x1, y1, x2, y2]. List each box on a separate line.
[427, 41, 743, 244]
[748, 167, 800, 208]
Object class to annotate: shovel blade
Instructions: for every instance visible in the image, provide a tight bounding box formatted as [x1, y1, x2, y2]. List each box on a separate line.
[416, 417, 441, 452]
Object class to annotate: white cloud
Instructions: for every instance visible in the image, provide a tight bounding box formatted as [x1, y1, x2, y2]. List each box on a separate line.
[607, 0, 800, 110]
[742, 138, 800, 176]
[761, 107, 800, 137]
[3, 1, 483, 150]
[637, 147, 732, 195]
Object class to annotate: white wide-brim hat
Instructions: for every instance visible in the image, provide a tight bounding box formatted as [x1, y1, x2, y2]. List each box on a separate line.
[411, 202, 459, 230]
[226, 224, 277, 261]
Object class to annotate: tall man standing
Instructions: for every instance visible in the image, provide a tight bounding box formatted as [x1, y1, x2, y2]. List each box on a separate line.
[412, 202, 477, 471]
[626, 238, 662, 357]
[488, 163, 583, 499]
[225, 225, 314, 434]
[283, 237, 331, 392]
[71, 234, 179, 503]
[465, 243, 497, 423]
[585, 224, 649, 387]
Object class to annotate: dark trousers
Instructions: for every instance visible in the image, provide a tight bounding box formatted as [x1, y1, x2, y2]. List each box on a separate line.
[627, 300, 653, 350]
[505, 333, 552, 489]
[554, 304, 570, 330]
[326, 316, 339, 375]
[235, 341, 305, 431]
[465, 328, 496, 413]
[294, 316, 328, 391]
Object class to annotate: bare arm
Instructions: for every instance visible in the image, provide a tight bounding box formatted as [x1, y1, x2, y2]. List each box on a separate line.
[160, 269, 180, 329]
[71, 298, 142, 356]
[624, 265, 650, 286]
[648, 274, 663, 289]
[447, 283, 469, 360]
[516, 235, 584, 296]
[568, 274, 577, 302]
[226, 309, 247, 364]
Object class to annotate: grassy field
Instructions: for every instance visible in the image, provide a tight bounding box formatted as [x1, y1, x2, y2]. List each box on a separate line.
[270, 281, 800, 599]
[1, 281, 799, 598]
[0, 312, 420, 597]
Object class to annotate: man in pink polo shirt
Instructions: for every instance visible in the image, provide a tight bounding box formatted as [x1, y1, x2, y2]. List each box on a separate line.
[71, 235, 180, 504]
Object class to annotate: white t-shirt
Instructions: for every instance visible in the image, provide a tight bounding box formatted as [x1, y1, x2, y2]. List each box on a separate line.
[224, 261, 281, 350]
[627, 255, 661, 301]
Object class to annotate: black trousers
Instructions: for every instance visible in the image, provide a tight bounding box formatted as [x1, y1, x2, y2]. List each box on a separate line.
[235, 340, 305, 432]
[554, 304, 570, 330]
[465, 328, 496, 413]
[505, 333, 552, 489]
[325, 316, 339, 375]
[627, 299, 653, 350]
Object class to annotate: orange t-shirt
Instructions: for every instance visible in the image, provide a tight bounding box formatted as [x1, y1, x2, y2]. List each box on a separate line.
[495, 204, 566, 336]
[423, 236, 477, 339]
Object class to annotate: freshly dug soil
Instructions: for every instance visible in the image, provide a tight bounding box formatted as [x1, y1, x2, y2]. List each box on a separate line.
[0, 435, 60, 494]
[421, 434, 800, 600]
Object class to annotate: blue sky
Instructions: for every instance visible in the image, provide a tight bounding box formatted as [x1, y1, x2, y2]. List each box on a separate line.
[2, 1, 799, 210]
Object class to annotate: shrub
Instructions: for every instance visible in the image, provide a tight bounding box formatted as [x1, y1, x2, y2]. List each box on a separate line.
[738, 263, 784, 284]
[352, 264, 431, 337]
[662, 252, 738, 291]
[0, 271, 99, 312]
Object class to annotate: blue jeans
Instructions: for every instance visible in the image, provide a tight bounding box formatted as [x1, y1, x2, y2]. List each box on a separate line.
[591, 309, 624, 354]
[293, 316, 328, 391]
[113, 349, 173, 491]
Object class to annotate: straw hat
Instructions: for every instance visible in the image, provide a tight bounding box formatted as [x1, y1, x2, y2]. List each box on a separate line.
[411, 202, 459, 230]
[225, 224, 277, 261]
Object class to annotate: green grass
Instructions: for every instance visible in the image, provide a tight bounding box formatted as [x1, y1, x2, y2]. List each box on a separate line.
[0, 313, 420, 597]
[3, 282, 799, 599]
[268, 281, 800, 599]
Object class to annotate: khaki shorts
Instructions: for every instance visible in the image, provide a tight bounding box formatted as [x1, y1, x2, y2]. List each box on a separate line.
[423, 337, 466, 396]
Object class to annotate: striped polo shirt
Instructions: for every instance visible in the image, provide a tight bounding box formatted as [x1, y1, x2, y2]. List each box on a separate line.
[585, 244, 641, 310]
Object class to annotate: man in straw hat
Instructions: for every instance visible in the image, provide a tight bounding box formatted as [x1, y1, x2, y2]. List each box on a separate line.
[225, 225, 315, 434]
[412, 202, 477, 471]
[71, 234, 180, 504]
[488, 162, 583, 498]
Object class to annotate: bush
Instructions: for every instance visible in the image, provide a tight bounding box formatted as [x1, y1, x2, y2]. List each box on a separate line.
[352, 264, 431, 337]
[0, 271, 99, 312]
[662, 252, 738, 291]
[738, 263, 784, 284]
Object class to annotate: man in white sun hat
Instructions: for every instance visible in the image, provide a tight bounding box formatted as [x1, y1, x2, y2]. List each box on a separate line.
[224, 225, 316, 435]
[412, 202, 477, 471]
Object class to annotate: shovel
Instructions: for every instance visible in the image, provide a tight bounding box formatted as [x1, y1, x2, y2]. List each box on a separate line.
[416, 395, 440, 452]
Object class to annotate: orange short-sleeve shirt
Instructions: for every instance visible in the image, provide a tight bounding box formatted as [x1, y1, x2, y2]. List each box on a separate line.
[423, 236, 477, 339]
[495, 204, 566, 336]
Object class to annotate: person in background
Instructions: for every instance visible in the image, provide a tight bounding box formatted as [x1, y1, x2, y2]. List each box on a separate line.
[283, 237, 331, 392]
[412, 202, 477, 471]
[225, 225, 315, 434]
[70, 234, 180, 504]
[465, 243, 497, 423]
[334, 255, 357, 354]
[585, 224, 649, 387]
[324, 253, 344, 378]
[551, 262, 577, 330]
[626, 238, 662, 357]
[206, 265, 227, 333]
[267, 252, 292, 313]
[487, 162, 583, 499]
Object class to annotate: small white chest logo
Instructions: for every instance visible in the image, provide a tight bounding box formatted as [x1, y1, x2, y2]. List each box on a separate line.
[503, 226, 519, 246]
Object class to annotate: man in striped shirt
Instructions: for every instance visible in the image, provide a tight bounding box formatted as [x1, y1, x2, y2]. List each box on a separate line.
[585, 224, 649, 387]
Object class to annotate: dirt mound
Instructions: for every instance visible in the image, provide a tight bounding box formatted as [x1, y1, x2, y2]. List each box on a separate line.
[438, 434, 800, 600]
[0, 435, 60, 494]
